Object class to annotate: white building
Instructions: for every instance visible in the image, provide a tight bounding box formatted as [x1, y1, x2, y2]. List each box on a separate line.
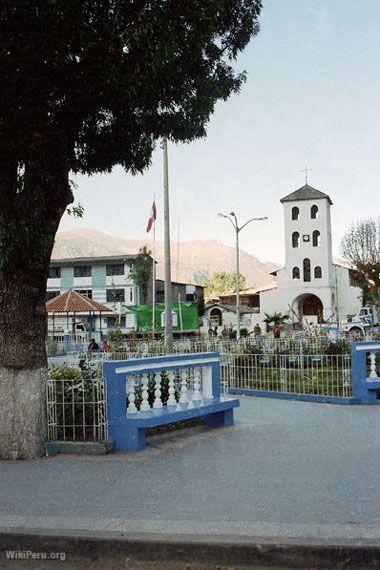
[258, 184, 362, 326]
[204, 184, 362, 333]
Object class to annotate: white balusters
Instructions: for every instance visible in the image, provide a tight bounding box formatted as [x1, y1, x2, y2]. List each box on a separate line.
[369, 352, 378, 379]
[127, 377, 137, 414]
[140, 374, 150, 412]
[192, 368, 203, 404]
[179, 369, 189, 404]
[153, 372, 163, 409]
[202, 366, 213, 400]
[167, 371, 177, 406]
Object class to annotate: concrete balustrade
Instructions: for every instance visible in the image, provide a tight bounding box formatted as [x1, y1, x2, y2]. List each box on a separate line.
[103, 352, 239, 451]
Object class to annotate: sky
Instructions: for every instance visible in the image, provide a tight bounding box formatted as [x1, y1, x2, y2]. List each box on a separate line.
[60, 0, 380, 264]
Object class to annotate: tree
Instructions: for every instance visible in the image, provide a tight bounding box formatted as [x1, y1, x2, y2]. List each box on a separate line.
[341, 218, 380, 306]
[130, 245, 153, 305]
[263, 312, 290, 327]
[204, 271, 247, 298]
[0, 1, 262, 458]
[263, 312, 289, 338]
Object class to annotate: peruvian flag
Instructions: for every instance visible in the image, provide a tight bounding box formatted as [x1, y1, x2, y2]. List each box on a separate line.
[146, 201, 157, 233]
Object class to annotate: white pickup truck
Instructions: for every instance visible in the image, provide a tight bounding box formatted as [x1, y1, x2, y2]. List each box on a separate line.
[341, 307, 379, 337]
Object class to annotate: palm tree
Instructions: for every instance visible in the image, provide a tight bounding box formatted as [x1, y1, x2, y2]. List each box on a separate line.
[263, 312, 290, 326]
[263, 312, 290, 337]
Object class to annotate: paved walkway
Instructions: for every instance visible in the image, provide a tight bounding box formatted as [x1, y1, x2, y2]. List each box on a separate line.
[2, 397, 380, 539]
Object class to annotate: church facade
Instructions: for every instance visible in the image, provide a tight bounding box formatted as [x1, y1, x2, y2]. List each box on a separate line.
[257, 184, 362, 327]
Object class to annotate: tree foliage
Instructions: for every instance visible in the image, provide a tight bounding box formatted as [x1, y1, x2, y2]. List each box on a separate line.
[204, 271, 247, 297]
[1, 0, 263, 269]
[262, 312, 290, 326]
[341, 218, 380, 305]
[130, 245, 153, 304]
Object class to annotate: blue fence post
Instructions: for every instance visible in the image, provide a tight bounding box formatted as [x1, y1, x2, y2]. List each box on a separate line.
[104, 363, 146, 451]
[211, 359, 221, 400]
[351, 342, 378, 405]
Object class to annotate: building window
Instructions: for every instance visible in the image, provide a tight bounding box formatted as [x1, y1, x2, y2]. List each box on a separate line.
[292, 231, 300, 248]
[74, 289, 92, 299]
[349, 270, 361, 287]
[292, 267, 300, 280]
[312, 230, 321, 246]
[106, 288, 125, 302]
[106, 264, 124, 276]
[46, 290, 60, 301]
[74, 266, 92, 278]
[291, 206, 299, 221]
[311, 205, 319, 219]
[303, 258, 311, 282]
[48, 267, 61, 278]
[314, 266, 322, 279]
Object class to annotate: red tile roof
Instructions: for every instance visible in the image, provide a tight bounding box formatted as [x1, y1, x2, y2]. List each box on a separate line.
[46, 290, 111, 313]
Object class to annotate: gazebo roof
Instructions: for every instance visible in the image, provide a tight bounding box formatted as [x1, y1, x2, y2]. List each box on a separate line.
[46, 289, 111, 313]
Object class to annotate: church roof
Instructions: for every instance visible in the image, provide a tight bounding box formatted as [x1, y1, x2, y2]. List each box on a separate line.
[280, 184, 333, 205]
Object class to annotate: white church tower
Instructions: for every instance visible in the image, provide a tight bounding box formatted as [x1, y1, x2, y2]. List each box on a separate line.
[264, 183, 337, 324]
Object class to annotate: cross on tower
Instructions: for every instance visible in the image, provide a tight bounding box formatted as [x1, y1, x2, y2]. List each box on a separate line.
[301, 166, 311, 185]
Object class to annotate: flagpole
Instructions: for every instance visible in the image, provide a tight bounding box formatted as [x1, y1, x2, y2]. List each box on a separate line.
[152, 198, 156, 336]
[163, 137, 173, 352]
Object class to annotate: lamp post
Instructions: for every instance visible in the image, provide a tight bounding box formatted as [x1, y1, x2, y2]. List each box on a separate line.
[218, 212, 268, 340]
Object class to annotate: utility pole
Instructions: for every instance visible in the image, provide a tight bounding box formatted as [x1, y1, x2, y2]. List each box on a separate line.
[218, 212, 268, 341]
[163, 137, 173, 352]
[235, 225, 241, 341]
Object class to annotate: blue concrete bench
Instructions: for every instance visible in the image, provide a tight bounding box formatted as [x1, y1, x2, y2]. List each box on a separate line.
[104, 352, 239, 452]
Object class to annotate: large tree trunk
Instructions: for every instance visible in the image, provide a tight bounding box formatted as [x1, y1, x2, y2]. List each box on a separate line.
[0, 153, 70, 459]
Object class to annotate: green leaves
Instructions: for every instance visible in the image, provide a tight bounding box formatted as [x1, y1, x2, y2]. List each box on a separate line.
[204, 271, 247, 297]
[2, 0, 262, 177]
[130, 245, 153, 305]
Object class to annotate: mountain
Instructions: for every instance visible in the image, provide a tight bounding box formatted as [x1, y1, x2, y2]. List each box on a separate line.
[52, 228, 278, 288]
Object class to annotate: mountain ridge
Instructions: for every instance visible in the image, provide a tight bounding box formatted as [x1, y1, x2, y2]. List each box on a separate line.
[53, 228, 278, 288]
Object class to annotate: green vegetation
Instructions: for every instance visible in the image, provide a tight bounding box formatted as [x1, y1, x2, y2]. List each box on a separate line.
[204, 271, 247, 298]
[130, 245, 153, 305]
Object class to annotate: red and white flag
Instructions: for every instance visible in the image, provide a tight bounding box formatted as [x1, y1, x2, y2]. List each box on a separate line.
[146, 201, 157, 233]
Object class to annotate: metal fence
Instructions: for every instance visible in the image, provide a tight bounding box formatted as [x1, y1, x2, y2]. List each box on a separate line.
[46, 376, 107, 442]
[223, 353, 352, 398]
[47, 331, 380, 359]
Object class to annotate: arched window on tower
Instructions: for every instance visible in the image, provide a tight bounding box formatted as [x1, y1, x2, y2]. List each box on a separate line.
[292, 231, 300, 248]
[314, 266, 322, 279]
[303, 258, 311, 282]
[292, 266, 300, 280]
[312, 230, 321, 246]
[311, 205, 319, 219]
[292, 206, 299, 221]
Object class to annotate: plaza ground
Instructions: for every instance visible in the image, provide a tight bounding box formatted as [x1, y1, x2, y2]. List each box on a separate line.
[1, 397, 380, 568]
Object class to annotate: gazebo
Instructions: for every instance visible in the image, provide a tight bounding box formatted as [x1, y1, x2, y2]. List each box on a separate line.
[46, 289, 114, 339]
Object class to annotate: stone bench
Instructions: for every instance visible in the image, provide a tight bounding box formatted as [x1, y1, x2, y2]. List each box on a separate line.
[103, 352, 239, 452]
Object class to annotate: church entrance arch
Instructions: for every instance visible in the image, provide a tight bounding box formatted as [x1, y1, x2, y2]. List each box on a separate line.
[293, 294, 324, 326]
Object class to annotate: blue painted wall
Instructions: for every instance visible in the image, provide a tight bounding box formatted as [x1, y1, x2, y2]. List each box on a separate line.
[60, 267, 74, 291]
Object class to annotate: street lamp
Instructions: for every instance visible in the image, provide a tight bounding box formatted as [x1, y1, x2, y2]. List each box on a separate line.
[218, 212, 268, 341]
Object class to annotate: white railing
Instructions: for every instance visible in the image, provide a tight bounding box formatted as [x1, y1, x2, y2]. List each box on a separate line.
[46, 376, 107, 442]
[223, 353, 352, 398]
[47, 334, 371, 359]
[108, 354, 218, 415]
[124, 367, 209, 414]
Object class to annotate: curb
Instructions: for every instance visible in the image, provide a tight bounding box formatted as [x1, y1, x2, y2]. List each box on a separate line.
[1, 529, 380, 568]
